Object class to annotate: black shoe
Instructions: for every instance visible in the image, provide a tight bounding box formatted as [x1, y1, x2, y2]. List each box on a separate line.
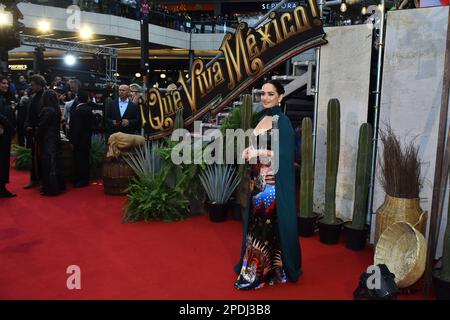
[23, 181, 39, 189]
[0, 190, 17, 198]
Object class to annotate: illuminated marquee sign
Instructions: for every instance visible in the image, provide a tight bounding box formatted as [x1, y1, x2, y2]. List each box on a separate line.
[139, 0, 327, 139]
[8, 64, 28, 71]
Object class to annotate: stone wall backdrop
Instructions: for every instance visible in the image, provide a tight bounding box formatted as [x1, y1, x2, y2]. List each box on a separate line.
[314, 24, 373, 222]
[372, 6, 449, 255]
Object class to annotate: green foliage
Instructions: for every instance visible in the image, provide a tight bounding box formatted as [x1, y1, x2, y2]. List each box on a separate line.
[351, 123, 373, 230]
[299, 117, 314, 218]
[124, 141, 163, 178]
[90, 138, 106, 171]
[199, 164, 242, 204]
[123, 165, 189, 222]
[11, 144, 32, 171]
[324, 98, 341, 225]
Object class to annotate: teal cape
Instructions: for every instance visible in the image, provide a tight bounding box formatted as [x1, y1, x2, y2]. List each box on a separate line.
[234, 106, 302, 282]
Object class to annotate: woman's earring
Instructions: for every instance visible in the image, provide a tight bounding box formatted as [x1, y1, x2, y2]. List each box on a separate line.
[278, 101, 281, 107]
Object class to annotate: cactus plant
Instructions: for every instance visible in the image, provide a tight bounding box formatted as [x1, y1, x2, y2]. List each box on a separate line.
[173, 108, 184, 130]
[323, 98, 341, 225]
[350, 123, 373, 230]
[238, 94, 253, 216]
[299, 117, 314, 218]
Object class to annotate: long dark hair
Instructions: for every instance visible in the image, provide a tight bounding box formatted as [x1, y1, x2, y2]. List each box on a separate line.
[0, 75, 11, 99]
[263, 79, 286, 109]
[42, 90, 61, 117]
[264, 79, 285, 96]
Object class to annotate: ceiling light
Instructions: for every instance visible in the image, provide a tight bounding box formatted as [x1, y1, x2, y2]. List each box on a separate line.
[37, 19, 51, 33]
[64, 53, 77, 66]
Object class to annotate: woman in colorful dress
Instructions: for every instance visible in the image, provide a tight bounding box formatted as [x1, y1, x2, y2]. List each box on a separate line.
[235, 80, 301, 290]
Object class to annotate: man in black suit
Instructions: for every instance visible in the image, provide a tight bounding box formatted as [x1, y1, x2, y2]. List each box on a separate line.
[69, 90, 93, 188]
[106, 84, 141, 138]
[23, 74, 46, 189]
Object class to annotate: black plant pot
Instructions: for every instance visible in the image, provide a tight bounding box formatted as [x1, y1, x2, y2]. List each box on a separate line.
[433, 270, 450, 300]
[297, 213, 318, 237]
[318, 218, 343, 245]
[344, 222, 369, 251]
[208, 202, 228, 222]
[232, 201, 242, 221]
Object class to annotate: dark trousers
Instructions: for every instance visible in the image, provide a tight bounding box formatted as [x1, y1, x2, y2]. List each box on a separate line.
[73, 145, 90, 185]
[27, 132, 40, 183]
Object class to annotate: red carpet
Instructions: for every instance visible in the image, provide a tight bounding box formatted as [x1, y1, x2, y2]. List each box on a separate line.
[0, 168, 422, 300]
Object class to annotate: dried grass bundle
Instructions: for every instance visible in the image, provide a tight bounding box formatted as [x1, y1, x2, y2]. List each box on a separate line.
[378, 125, 422, 199]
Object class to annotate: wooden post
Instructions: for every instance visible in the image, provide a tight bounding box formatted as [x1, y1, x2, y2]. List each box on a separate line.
[423, 7, 450, 298]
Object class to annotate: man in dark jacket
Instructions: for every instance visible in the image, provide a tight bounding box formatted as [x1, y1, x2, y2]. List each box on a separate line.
[23, 74, 46, 189]
[106, 84, 141, 138]
[0, 75, 16, 197]
[69, 90, 93, 188]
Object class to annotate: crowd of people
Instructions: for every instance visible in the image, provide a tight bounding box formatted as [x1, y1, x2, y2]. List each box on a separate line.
[0, 73, 143, 198]
[29, 0, 239, 33]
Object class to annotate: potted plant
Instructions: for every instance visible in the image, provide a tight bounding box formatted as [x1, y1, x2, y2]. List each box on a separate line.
[432, 194, 450, 299]
[298, 117, 318, 237]
[11, 144, 32, 171]
[123, 141, 189, 222]
[375, 125, 425, 244]
[318, 99, 343, 244]
[199, 164, 241, 222]
[344, 123, 373, 250]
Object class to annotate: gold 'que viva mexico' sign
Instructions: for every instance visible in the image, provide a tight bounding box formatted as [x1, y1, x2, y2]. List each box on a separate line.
[139, 0, 327, 139]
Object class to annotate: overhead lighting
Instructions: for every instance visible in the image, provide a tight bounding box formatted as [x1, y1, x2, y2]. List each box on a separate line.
[37, 19, 51, 33]
[160, 73, 167, 79]
[114, 72, 120, 77]
[79, 25, 93, 40]
[361, 6, 367, 15]
[340, 2, 347, 13]
[0, 10, 13, 27]
[135, 73, 142, 78]
[64, 53, 77, 66]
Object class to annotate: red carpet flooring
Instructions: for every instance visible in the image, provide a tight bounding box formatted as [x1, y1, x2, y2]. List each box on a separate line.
[0, 168, 421, 300]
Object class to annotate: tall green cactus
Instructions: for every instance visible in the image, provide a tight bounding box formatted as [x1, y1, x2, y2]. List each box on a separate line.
[323, 98, 340, 225]
[238, 94, 253, 212]
[173, 108, 184, 130]
[299, 117, 314, 218]
[350, 123, 373, 230]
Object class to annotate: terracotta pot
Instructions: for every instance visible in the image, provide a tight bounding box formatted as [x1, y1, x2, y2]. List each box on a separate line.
[375, 195, 426, 244]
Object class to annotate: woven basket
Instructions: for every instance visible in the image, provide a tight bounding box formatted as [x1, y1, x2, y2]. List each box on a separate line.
[374, 221, 427, 288]
[375, 195, 427, 244]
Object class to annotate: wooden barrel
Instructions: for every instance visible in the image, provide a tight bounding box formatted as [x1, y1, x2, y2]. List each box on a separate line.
[102, 156, 135, 195]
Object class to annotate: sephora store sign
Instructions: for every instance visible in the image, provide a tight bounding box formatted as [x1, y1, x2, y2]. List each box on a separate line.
[261, 1, 305, 11]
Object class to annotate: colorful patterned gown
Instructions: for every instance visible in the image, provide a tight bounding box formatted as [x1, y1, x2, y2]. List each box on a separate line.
[234, 132, 288, 290]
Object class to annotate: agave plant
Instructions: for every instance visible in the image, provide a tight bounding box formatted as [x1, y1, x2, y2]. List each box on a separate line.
[124, 141, 163, 178]
[199, 164, 242, 204]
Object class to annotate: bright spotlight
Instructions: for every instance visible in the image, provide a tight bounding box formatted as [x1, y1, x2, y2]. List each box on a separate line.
[135, 73, 142, 78]
[37, 19, 51, 33]
[160, 73, 166, 79]
[79, 25, 93, 40]
[0, 10, 13, 27]
[340, 3, 347, 13]
[64, 53, 77, 66]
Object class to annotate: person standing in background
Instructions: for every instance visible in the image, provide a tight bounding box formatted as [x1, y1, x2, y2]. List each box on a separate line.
[69, 90, 93, 188]
[23, 74, 46, 189]
[0, 75, 16, 198]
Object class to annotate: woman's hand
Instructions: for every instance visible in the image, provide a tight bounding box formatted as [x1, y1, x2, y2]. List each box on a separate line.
[242, 147, 259, 161]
